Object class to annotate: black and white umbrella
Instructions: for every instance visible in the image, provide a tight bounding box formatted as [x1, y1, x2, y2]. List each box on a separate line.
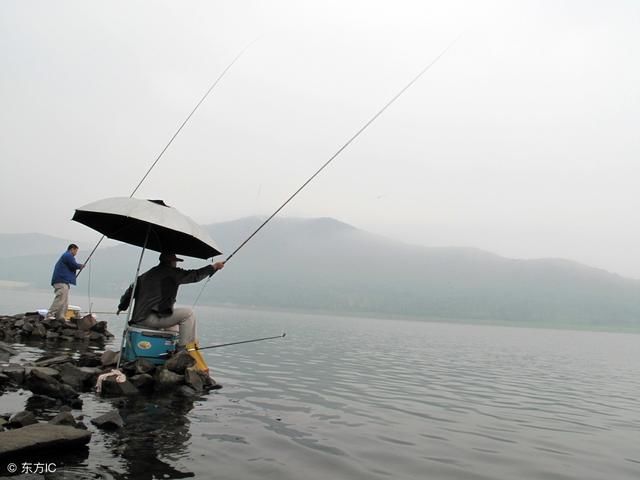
[72, 197, 222, 259]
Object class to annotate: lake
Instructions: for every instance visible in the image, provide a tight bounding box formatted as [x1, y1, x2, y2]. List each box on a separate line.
[1, 288, 639, 479]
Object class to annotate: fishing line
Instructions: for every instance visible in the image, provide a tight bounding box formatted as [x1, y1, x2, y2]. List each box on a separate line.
[192, 35, 462, 306]
[78, 40, 256, 277]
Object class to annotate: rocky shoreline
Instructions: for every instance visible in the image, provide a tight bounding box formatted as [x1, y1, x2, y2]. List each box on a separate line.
[0, 312, 221, 464]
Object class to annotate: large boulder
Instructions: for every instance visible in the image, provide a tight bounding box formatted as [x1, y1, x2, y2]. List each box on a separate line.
[164, 351, 195, 374]
[154, 369, 184, 391]
[24, 369, 80, 404]
[0, 423, 91, 456]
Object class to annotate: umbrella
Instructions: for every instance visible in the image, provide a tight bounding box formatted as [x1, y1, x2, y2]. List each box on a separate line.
[72, 197, 222, 259]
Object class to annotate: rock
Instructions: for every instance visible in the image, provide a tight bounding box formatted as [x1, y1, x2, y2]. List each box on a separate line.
[184, 367, 204, 392]
[21, 322, 34, 333]
[164, 351, 195, 374]
[8, 411, 38, 428]
[14, 319, 25, 328]
[77, 352, 102, 367]
[49, 411, 78, 427]
[24, 369, 79, 403]
[176, 385, 198, 398]
[0, 364, 25, 385]
[129, 358, 156, 375]
[77, 314, 97, 331]
[45, 331, 60, 339]
[91, 321, 108, 333]
[129, 373, 154, 392]
[0, 423, 91, 456]
[34, 354, 73, 368]
[0, 341, 18, 356]
[99, 377, 139, 397]
[54, 363, 94, 391]
[91, 410, 124, 430]
[0, 352, 9, 362]
[31, 323, 47, 338]
[154, 368, 184, 391]
[101, 350, 119, 367]
[0, 373, 9, 385]
[89, 332, 104, 341]
[24, 366, 61, 379]
[74, 330, 90, 340]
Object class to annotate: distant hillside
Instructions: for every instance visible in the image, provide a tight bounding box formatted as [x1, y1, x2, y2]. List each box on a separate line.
[0, 233, 77, 258]
[1, 218, 639, 328]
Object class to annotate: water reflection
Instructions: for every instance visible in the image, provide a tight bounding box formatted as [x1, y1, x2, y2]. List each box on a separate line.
[102, 396, 197, 480]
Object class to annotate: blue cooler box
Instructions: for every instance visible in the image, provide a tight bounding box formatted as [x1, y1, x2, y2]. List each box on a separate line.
[123, 326, 178, 364]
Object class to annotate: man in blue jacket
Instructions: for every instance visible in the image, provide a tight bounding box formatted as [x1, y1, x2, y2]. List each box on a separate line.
[47, 244, 85, 321]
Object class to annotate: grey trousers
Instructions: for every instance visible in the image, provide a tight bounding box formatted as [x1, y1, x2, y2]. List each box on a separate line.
[48, 283, 70, 320]
[137, 307, 196, 346]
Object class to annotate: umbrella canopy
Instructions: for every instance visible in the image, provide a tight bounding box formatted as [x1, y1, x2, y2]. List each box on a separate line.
[72, 197, 222, 259]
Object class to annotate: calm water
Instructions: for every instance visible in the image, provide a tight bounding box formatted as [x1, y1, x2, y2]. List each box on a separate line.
[1, 288, 639, 479]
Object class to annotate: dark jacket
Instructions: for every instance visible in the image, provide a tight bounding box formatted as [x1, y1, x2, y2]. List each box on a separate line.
[51, 251, 82, 286]
[118, 263, 215, 323]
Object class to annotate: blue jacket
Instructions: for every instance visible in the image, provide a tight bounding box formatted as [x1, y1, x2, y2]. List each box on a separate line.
[51, 251, 82, 286]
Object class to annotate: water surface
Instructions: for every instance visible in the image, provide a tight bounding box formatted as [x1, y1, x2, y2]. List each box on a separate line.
[1, 288, 638, 479]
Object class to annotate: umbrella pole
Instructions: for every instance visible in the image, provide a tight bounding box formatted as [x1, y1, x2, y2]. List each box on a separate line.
[116, 228, 150, 370]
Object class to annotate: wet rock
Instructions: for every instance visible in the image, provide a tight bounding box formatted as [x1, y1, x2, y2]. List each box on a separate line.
[77, 314, 97, 331]
[24, 369, 80, 403]
[99, 377, 139, 397]
[14, 319, 25, 328]
[49, 411, 78, 427]
[45, 331, 60, 339]
[91, 321, 108, 333]
[164, 350, 195, 374]
[154, 368, 184, 391]
[91, 410, 124, 430]
[133, 358, 156, 375]
[31, 323, 47, 338]
[24, 366, 61, 379]
[73, 330, 90, 340]
[0, 341, 18, 356]
[184, 367, 204, 392]
[34, 354, 73, 368]
[77, 352, 102, 367]
[176, 385, 198, 398]
[89, 332, 104, 341]
[129, 373, 154, 392]
[0, 423, 91, 456]
[0, 364, 26, 385]
[54, 363, 94, 391]
[101, 350, 120, 367]
[0, 372, 9, 385]
[8, 411, 38, 428]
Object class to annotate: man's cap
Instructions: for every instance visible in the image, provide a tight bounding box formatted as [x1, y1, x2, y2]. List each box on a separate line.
[159, 252, 184, 263]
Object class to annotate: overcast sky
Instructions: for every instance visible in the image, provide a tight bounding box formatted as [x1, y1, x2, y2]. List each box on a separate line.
[1, 1, 639, 277]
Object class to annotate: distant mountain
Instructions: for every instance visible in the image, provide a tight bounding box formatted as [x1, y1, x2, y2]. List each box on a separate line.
[1, 218, 639, 328]
[0, 233, 77, 258]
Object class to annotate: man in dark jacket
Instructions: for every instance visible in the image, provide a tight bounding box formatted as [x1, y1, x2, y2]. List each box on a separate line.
[47, 243, 85, 320]
[117, 252, 225, 346]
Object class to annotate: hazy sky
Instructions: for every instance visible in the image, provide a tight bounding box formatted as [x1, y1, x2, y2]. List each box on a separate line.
[1, 1, 639, 277]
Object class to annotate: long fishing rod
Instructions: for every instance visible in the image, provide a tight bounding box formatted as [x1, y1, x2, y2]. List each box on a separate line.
[187, 333, 286, 352]
[192, 35, 461, 306]
[78, 41, 255, 277]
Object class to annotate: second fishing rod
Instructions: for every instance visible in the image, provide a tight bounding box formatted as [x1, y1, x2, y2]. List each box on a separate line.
[192, 36, 461, 306]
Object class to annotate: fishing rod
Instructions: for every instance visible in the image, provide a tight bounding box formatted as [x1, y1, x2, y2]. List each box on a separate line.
[187, 333, 286, 351]
[78, 41, 255, 277]
[192, 35, 461, 306]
